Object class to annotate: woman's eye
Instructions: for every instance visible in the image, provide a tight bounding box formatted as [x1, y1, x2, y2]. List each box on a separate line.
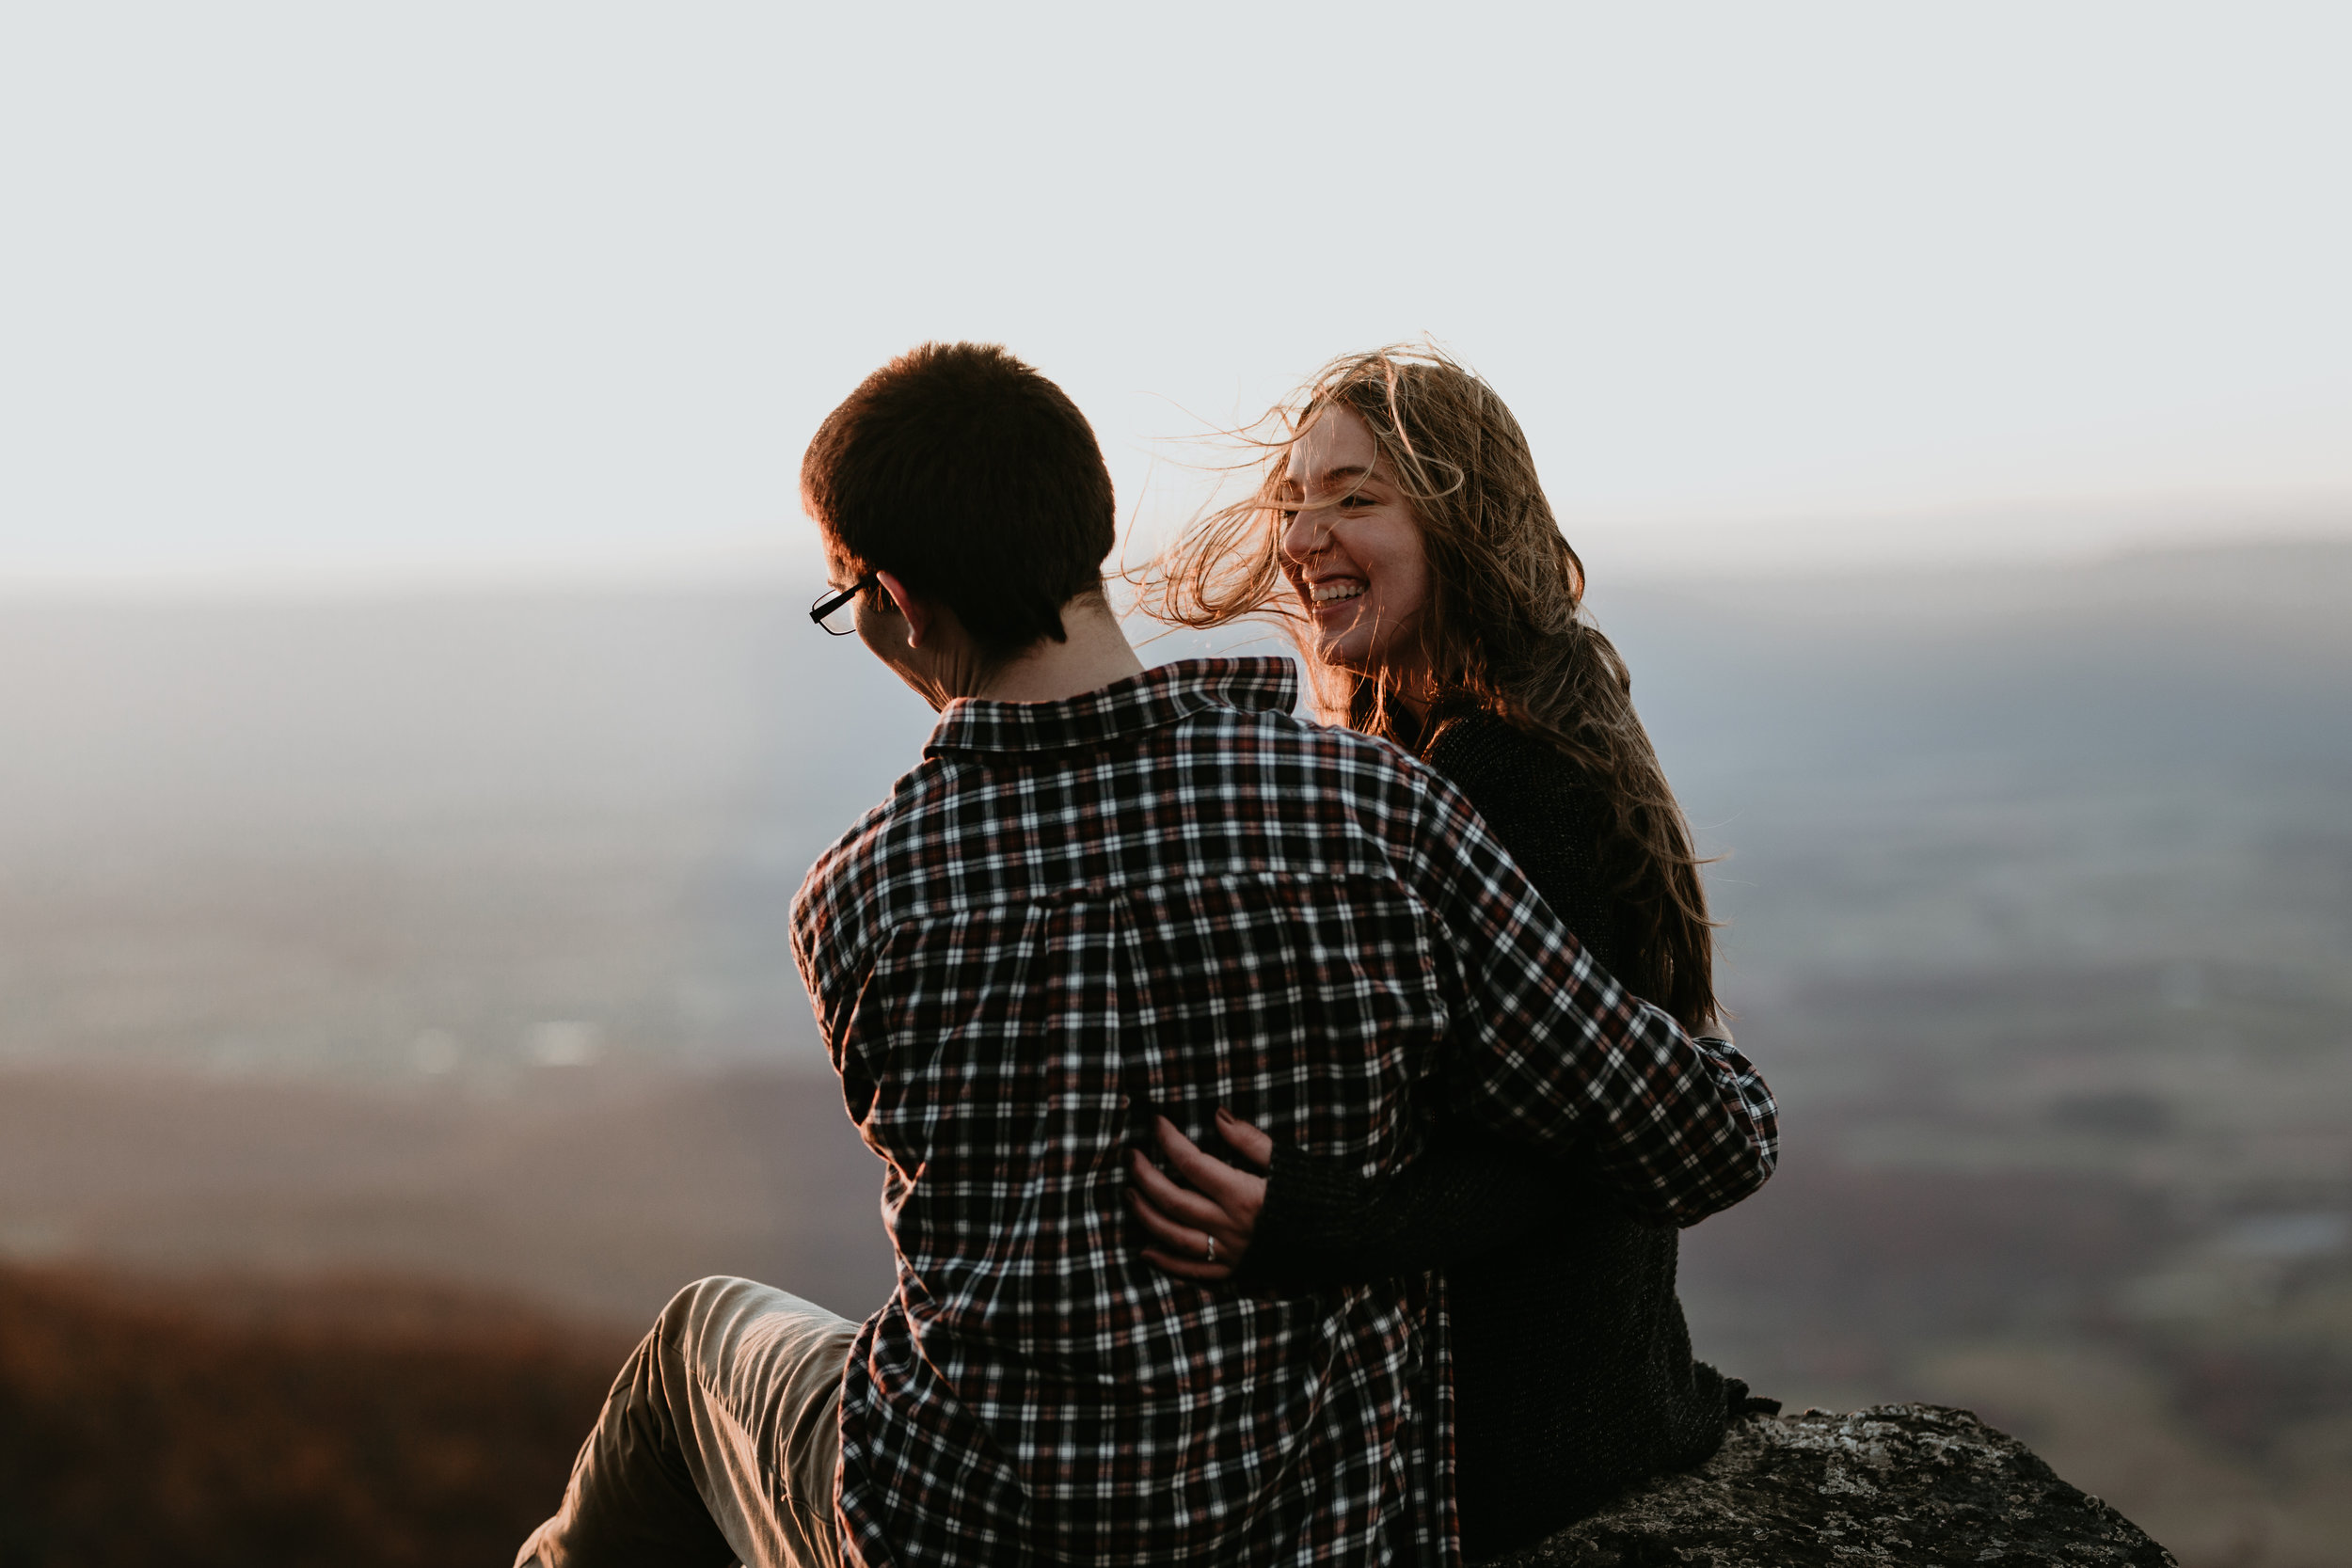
[1277, 509, 1298, 522]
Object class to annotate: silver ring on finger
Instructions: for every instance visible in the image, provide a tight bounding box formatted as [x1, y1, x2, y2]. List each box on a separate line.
[1203, 1235, 1217, 1263]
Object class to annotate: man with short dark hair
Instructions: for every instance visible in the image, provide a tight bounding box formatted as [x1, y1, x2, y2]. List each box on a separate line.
[801, 340, 1117, 663]
[518, 342, 1775, 1568]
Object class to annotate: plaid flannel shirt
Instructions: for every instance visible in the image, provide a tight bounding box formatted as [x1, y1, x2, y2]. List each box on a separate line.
[791, 658, 1776, 1568]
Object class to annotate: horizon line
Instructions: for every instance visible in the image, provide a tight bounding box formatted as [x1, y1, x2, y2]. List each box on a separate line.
[6, 502, 2350, 605]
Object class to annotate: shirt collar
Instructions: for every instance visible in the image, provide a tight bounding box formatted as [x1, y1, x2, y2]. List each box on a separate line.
[925, 657, 1300, 758]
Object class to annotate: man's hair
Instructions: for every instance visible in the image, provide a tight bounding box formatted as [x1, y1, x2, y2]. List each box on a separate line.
[802, 342, 1116, 657]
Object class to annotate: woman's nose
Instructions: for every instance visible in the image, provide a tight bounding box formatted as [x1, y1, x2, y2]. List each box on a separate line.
[1279, 505, 1325, 562]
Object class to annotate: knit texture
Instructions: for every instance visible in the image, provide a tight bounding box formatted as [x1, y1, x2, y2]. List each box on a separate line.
[1250, 707, 1734, 1561]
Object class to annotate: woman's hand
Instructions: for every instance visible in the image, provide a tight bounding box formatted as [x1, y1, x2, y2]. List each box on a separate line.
[1127, 1109, 1275, 1282]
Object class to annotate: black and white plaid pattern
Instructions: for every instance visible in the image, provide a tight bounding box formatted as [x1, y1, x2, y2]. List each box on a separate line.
[792, 658, 1776, 1568]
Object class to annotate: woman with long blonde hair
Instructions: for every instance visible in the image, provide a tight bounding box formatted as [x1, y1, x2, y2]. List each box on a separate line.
[1126, 346, 1768, 1559]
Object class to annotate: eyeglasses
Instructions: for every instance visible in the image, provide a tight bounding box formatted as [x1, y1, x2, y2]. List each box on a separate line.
[809, 573, 878, 636]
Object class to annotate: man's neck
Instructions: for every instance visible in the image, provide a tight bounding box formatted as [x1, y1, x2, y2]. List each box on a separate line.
[974, 594, 1146, 705]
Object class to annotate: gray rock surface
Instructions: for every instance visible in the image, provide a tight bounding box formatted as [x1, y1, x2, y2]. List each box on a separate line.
[1493, 1403, 2173, 1567]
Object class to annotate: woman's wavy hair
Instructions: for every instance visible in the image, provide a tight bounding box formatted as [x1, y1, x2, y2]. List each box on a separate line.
[1137, 344, 1720, 1029]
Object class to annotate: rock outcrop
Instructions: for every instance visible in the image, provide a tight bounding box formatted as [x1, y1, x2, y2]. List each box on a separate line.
[1495, 1403, 2173, 1567]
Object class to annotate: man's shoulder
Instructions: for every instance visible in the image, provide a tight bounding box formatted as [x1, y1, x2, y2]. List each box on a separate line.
[813, 704, 1431, 855]
[801, 751, 952, 869]
[789, 759, 954, 962]
[1142, 701, 1474, 854]
[788, 692, 1468, 973]
[1183, 694, 1441, 784]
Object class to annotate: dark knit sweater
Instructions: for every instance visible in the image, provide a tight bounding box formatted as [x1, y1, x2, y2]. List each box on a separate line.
[1248, 709, 1732, 1561]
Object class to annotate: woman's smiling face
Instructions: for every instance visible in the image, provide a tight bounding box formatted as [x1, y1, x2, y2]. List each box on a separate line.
[1278, 405, 1432, 685]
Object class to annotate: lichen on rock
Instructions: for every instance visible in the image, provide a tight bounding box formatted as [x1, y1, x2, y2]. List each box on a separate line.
[1491, 1403, 2174, 1567]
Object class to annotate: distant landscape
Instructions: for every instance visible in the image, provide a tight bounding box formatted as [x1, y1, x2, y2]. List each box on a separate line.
[2, 540, 2347, 1565]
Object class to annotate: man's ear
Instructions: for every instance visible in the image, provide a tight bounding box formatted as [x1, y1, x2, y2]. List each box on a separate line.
[875, 571, 932, 649]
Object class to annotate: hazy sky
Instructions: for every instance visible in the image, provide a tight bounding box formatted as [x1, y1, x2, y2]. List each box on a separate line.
[4, 2, 2346, 588]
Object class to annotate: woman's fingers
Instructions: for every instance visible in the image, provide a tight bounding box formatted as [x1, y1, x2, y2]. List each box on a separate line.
[1153, 1118, 1264, 1221]
[1126, 1186, 1209, 1253]
[1128, 1115, 1280, 1284]
[1126, 1148, 1231, 1232]
[1129, 1193, 1237, 1281]
[1140, 1247, 1234, 1282]
[1131, 1122, 1265, 1278]
[1214, 1108, 1276, 1170]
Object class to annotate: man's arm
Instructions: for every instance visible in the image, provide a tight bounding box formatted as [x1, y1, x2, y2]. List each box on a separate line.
[1398, 775, 1779, 1228]
[1244, 1032, 1766, 1289]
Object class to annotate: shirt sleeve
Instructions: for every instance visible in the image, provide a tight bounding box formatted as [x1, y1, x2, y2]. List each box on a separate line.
[1245, 1036, 1775, 1281]
[1396, 772, 1779, 1228]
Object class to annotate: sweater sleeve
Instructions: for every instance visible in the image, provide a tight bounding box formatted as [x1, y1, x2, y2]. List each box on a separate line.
[1244, 1117, 1584, 1284]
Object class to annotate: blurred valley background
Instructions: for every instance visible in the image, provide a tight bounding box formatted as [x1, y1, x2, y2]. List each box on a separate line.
[2, 538, 2347, 1565]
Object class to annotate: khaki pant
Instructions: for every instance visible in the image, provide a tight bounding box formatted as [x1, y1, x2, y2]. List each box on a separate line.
[516, 1276, 859, 1568]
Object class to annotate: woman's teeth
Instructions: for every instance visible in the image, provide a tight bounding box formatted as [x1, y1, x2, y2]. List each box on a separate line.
[1311, 580, 1366, 603]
